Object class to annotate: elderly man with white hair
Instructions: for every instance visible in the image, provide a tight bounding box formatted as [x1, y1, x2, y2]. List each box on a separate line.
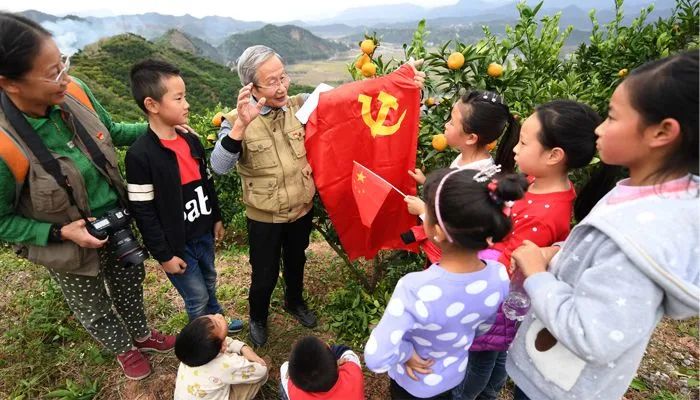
[211, 45, 424, 347]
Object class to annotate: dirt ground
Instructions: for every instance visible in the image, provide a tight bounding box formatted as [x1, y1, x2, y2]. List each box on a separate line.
[0, 240, 697, 399]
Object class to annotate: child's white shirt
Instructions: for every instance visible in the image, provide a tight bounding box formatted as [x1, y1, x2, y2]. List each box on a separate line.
[174, 337, 268, 400]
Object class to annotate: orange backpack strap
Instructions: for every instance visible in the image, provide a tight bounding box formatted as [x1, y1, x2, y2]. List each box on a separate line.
[66, 77, 96, 113]
[0, 128, 29, 207]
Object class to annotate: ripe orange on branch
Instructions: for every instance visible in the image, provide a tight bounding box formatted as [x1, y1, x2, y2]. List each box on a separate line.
[487, 63, 504, 78]
[360, 39, 376, 55]
[432, 134, 448, 151]
[447, 52, 465, 70]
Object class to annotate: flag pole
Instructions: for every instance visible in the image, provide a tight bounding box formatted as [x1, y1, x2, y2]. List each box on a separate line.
[353, 160, 407, 197]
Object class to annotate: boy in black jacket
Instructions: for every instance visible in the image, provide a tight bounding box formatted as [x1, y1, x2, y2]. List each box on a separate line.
[125, 59, 243, 333]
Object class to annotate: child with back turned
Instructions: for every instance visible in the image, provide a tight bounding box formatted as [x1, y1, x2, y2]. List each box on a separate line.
[280, 335, 364, 400]
[365, 166, 528, 399]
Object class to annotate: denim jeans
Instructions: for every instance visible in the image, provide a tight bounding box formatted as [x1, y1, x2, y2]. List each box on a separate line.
[452, 351, 508, 400]
[167, 233, 224, 321]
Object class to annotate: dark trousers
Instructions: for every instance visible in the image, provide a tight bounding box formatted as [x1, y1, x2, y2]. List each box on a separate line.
[453, 350, 508, 400]
[389, 379, 452, 400]
[49, 248, 149, 354]
[247, 210, 313, 322]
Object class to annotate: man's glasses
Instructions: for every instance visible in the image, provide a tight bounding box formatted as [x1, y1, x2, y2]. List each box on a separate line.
[254, 74, 291, 91]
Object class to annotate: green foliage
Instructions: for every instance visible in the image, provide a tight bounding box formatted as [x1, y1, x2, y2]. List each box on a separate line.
[321, 0, 699, 349]
[45, 378, 99, 400]
[71, 33, 242, 122]
[324, 252, 424, 347]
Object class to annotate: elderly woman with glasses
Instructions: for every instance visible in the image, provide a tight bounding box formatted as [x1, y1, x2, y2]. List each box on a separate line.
[0, 12, 178, 380]
[211, 45, 425, 347]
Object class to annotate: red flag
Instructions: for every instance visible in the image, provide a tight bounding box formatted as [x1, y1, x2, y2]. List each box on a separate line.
[305, 64, 420, 260]
[352, 161, 395, 227]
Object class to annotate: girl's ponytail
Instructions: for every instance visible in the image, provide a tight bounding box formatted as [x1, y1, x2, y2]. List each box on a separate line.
[494, 113, 520, 173]
[574, 163, 626, 221]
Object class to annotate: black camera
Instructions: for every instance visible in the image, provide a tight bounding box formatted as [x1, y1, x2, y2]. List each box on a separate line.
[85, 208, 148, 268]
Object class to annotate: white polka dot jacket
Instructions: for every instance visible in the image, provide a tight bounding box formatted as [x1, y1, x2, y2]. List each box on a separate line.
[364, 260, 510, 397]
[506, 174, 700, 400]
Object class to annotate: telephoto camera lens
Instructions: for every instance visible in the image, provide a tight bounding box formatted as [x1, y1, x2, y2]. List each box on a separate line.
[109, 227, 148, 268]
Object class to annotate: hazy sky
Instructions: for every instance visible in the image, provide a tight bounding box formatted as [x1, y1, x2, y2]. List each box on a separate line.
[4, 0, 477, 22]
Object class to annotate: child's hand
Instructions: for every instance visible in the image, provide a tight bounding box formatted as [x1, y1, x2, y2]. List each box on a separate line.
[337, 357, 347, 366]
[405, 351, 434, 381]
[408, 168, 426, 185]
[511, 240, 548, 277]
[161, 256, 187, 274]
[214, 221, 225, 241]
[404, 196, 426, 216]
[241, 345, 267, 367]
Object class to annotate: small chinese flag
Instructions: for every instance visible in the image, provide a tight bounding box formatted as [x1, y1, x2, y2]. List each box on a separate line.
[352, 161, 393, 227]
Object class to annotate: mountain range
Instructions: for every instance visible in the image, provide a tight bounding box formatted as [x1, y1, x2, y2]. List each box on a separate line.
[21, 0, 677, 65]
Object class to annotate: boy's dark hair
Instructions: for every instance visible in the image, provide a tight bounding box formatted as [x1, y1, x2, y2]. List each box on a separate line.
[0, 12, 52, 80]
[129, 59, 181, 113]
[175, 316, 223, 367]
[423, 168, 528, 250]
[457, 90, 521, 173]
[288, 336, 338, 392]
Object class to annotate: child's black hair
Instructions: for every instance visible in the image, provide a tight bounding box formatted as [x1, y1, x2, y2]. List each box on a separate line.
[625, 50, 698, 180]
[174, 316, 223, 367]
[497, 99, 601, 174]
[129, 59, 181, 113]
[288, 336, 338, 393]
[457, 90, 521, 172]
[575, 51, 699, 221]
[0, 12, 52, 80]
[423, 168, 528, 250]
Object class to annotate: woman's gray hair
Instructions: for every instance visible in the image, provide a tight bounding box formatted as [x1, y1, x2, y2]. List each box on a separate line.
[236, 45, 284, 86]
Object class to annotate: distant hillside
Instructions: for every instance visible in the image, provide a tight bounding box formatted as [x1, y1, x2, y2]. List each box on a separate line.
[155, 29, 223, 64]
[71, 33, 241, 121]
[217, 24, 349, 65]
[340, 19, 591, 47]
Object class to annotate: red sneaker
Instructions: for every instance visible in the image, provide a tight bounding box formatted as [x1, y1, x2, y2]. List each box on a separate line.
[134, 329, 176, 353]
[117, 349, 151, 380]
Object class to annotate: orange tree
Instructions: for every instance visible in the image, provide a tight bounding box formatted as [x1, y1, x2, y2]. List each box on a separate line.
[322, 0, 698, 345]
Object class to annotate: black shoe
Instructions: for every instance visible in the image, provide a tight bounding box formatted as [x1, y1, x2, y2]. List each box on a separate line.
[283, 302, 318, 328]
[249, 320, 267, 347]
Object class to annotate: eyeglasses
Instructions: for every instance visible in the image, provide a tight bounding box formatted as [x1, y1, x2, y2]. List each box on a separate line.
[25, 54, 71, 84]
[254, 74, 291, 91]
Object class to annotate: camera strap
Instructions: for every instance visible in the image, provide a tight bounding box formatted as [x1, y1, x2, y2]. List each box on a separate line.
[0, 92, 90, 220]
[59, 103, 109, 175]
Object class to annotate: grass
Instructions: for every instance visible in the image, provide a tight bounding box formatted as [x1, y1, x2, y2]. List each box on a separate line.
[0, 241, 697, 399]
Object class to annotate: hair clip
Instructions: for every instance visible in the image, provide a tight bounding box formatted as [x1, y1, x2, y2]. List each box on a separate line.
[473, 164, 502, 183]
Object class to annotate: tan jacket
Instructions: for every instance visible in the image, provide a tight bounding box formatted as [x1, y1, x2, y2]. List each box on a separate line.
[226, 95, 315, 223]
[0, 92, 127, 276]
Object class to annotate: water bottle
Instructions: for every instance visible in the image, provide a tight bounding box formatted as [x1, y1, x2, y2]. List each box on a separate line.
[502, 267, 530, 321]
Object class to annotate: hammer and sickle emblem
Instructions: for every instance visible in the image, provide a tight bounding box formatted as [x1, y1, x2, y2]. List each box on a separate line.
[358, 91, 407, 137]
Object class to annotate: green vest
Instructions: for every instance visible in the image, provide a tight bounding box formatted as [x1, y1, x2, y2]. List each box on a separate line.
[0, 88, 127, 276]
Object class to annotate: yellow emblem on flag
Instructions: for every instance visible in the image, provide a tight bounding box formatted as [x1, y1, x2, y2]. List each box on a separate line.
[358, 91, 407, 137]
